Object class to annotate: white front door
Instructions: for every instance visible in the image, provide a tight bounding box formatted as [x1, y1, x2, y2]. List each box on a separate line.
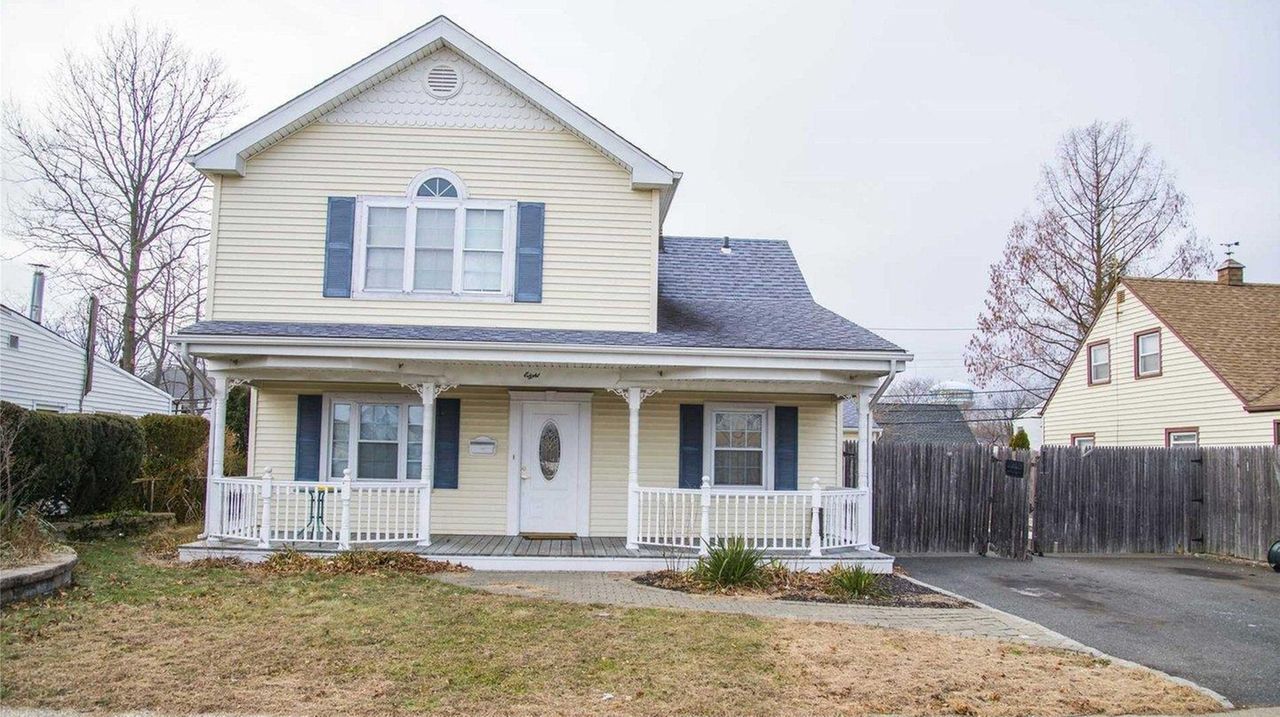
[518, 402, 580, 535]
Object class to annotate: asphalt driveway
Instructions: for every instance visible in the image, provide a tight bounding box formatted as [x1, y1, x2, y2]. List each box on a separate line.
[896, 554, 1280, 707]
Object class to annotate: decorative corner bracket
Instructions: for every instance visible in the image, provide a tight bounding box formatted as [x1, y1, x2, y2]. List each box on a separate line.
[401, 382, 456, 399]
[608, 387, 662, 405]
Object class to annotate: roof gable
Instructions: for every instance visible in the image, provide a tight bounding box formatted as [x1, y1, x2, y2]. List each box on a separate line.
[317, 47, 562, 133]
[1123, 277, 1280, 410]
[190, 16, 677, 192]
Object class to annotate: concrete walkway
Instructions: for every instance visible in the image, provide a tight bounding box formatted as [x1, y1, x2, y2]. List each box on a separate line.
[434, 570, 1087, 650]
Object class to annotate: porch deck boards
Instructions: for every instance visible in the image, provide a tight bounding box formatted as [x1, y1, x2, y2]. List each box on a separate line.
[228, 534, 873, 559]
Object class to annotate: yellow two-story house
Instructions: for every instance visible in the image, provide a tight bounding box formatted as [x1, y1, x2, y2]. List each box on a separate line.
[1043, 260, 1280, 447]
[175, 17, 909, 570]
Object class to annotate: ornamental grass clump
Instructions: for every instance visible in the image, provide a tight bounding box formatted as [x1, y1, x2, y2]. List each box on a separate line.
[691, 538, 766, 589]
[825, 563, 887, 600]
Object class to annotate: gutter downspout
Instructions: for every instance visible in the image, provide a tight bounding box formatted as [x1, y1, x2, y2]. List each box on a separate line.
[870, 359, 903, 406]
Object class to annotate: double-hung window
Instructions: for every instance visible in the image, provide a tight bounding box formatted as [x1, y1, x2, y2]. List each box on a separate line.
[1135, 329, 1162, 378]
[326, 397, 426, 481]
[1087, 341, 1110, 385]
[705, 406, 771, 488]
[355, 170, 516, 298]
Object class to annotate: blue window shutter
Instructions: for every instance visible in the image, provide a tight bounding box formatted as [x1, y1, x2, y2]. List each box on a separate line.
[774, 406, 798, 491]
[433, 398, 461, 489]
[678, 404, 703, 489]
[514, 202, 545, 302]
[294, 395, 323, 481]
[322, 197, 356, 298]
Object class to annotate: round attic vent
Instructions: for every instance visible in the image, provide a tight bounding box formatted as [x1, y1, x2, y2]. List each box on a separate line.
[424, 63, 462, 99]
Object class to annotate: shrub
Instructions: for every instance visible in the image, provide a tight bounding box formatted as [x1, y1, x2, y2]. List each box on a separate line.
[1, 401, 146, 517]
[138, 414, 208, 521]
[1009, 428, 1031, 449]
[825, 564, 887, 600]
[691, 538, 766, 589]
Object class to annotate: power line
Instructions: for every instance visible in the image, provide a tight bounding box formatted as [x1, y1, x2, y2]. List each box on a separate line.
[866, 326, 977, 332]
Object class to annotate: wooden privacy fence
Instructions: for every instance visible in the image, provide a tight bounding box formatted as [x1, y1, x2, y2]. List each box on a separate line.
[846, 441, 1033, 558]
[846, 442, 1280, 563]
[1035, 445, 1280, 563]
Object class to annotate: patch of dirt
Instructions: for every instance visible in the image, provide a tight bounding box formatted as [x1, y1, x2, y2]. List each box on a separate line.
[773, 621, 1223, 716]
[634, 567, 971, 608]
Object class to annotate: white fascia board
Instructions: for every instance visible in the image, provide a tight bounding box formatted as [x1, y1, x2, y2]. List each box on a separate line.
[173, 333, 911, 375]
[189, 17, 676, 191]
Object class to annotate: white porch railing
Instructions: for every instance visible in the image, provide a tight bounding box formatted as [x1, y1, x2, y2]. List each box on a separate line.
[632, 477, 870, 556]
[207, 469, 426, 548]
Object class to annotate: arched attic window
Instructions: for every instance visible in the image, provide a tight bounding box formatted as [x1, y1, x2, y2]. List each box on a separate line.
[409, 168, 467, 199]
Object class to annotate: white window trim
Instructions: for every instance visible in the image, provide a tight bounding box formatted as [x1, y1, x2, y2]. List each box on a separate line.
[321, 392, 425, 482]
[702, 403, 775, 490]
[1167, 430, 1198, 447]
[1088, 343, 1110, 383]
[1136, 331, 1162, 377]
[351, 171, 518, 302]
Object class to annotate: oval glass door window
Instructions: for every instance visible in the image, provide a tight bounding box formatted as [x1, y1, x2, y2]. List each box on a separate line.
[538, 420, 561, 480]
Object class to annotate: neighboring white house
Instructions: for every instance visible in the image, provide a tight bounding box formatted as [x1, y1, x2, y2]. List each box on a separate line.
[172, 16, 911, 570]
[0, 304, 173, 417]
[1011, 403, 1044, 448]
[1043, 260, 1279, 447]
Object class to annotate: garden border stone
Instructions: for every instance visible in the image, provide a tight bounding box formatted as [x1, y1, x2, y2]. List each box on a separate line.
[1, 551, 77, 605]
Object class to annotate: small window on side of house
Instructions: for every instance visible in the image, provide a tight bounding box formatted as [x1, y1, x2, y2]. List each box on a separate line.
[1071, 434, 1095, 448]
[1087, 341, 1110, 384]
[1135, 329, 1161, 378]
[1166, 429, 1198, 448]
[6, 334, 18, 349]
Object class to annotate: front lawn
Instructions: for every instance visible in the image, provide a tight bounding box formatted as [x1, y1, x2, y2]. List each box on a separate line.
[1, 529, 1220, 716]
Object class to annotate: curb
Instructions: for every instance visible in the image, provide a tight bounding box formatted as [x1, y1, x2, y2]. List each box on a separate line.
[899, 573, 1235, 711]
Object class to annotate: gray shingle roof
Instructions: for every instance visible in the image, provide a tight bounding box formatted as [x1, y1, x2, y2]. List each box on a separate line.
[842, 399, 979, 444]
[180, 236, 902, 353]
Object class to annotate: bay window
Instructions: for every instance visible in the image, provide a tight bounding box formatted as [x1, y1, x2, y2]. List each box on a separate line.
[705, 406, 772, 488]
[354, 170, 516, 298]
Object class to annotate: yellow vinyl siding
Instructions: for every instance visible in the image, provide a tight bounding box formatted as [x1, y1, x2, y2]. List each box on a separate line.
[1043, 289, 1278, 446]
[210, 123, 658, 330]
[249, 385, 841, 536]
[589, 391, 842, 535]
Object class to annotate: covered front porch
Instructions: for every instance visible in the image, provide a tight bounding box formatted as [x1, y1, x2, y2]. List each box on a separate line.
[179, 332, 895, 571]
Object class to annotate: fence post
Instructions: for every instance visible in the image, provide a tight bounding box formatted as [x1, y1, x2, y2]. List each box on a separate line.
[699, 476, 712, 556]
[258, 467, 273, 548]
[339, 468, 352, 550]
[808, 476, 823, 557]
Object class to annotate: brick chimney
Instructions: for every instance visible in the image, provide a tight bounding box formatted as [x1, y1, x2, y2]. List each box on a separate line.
[1216, 258, 1244, 286]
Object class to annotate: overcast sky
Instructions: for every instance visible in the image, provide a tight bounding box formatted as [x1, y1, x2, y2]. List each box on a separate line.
[3, 0, 1278, 383]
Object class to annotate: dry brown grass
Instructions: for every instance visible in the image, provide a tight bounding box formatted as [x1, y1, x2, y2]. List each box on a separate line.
[0, 511, 67, 568]
[0, 536, 1223, 716]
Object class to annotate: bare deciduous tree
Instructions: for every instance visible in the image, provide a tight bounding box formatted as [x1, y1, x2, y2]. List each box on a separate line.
[4, 18, 239, 374]
[965, 121, 1212, 397]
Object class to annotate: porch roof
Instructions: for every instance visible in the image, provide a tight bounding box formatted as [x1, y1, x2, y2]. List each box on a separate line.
[179, 237, 904, 354]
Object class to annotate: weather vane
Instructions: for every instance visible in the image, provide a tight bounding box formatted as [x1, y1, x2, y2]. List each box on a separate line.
[1220, 241, 1240, 260]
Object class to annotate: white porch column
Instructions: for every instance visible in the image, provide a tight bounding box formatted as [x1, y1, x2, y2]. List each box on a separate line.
[202, 374, 228, 540]
[625, 387, 642, 550]
[613, 386, 661, 550]
[417, 382, 436, 547]
[857, 391, 874, 549]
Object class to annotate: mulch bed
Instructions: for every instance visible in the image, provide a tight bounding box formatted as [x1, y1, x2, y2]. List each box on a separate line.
[634, 568, 971, 608]
[186, 549, 470, 576]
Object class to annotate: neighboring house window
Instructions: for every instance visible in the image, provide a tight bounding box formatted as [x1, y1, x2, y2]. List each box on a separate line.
[705, 406, 771, 488]
[1134, 329, 1162, 378]
[326, 397, 424, 481]
[6, 334, 18, 349]
[1165, 428, 1199, 448]
[354, 169, 516, 298]
[1070, 433, 1095, 448]
[1087, 340, 1110, 385]
[1274, 420, 1279, 446]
